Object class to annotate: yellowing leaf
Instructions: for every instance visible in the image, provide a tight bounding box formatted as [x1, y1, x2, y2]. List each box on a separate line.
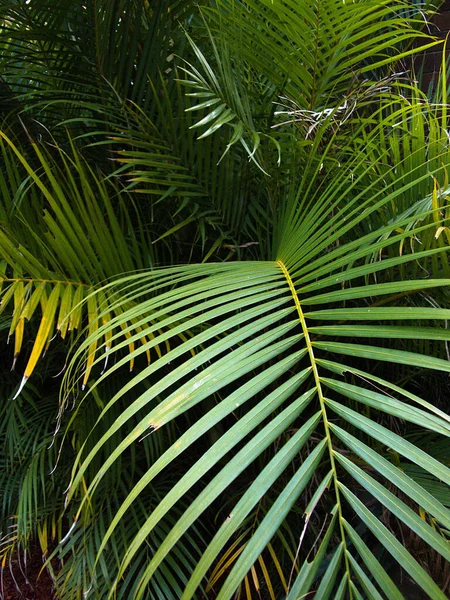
[69, 285, 85, 331]
[25, 284, 61, 378]
[0, 282, 18, 316]
[12, 317, 24, 370]
[82, 293, 99, 389]
[14, 284, 61, 398]
[58, 284, 73, 339]
[21, 283, 46, 322]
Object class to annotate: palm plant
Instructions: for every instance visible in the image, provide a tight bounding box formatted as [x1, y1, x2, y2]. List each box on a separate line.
[1, 0, 450, 599]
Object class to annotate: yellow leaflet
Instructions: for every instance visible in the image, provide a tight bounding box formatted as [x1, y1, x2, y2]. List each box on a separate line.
[96, 289, 112, 351]
[267, 542, 288, 592]
[143, 336, 151, 364]
[21, 283, 46, 321]
[69, 285, 84, 331]
[37, 525, 48, 559]
[443, 164, 449, 195]
[430, 518, 438, 533]
[119, 321, 135, 372]
[435, 226, 450, 245]
[207, 544, 245, 588]
[0, 282, 18, 316]
[58, 284, 73, 339]
[23, 284, 61, 380]
[114, 302, 153, 363]
[9, 281, 27, 333]
[208, 531, 248, 583]
[133, 322, 152, 363]
[250, 565, 260, 592]
[244, 574, 251, 599]
[39, 287, 48, 315]
[137, 328, 151, 364]
[82, 294, 99, 389]
[0, 259, 8, 304]
[258, 555, 276, 600]
[44, 312, 56, 355]
[83, 339, 99, 389]
[80, 476, 93, 511]
[432, 176, 441, 225]
[178, 328, 196, 358]
[0, 258, 6, 282]
[13, 317, 24, 369]
[217, 545, 245, 582]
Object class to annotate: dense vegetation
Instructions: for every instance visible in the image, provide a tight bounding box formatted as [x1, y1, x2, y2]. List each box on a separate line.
[1, 0, 450, 598]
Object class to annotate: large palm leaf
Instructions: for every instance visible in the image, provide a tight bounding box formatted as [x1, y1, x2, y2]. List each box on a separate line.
[59, 130, 450, 598]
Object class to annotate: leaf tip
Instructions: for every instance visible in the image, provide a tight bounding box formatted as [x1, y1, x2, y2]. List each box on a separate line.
[13, 375, 28, 399]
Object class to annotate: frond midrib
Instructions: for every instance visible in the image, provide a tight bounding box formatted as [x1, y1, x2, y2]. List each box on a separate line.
[276, 258, 353, 596]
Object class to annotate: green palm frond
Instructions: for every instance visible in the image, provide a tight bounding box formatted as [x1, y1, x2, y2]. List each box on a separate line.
[0, 0, 190, 126]
[179, 26, 266, 168]
[58, 133, 450, 598]
[105, 75, 267, 252]
[191, 0, 439, 129]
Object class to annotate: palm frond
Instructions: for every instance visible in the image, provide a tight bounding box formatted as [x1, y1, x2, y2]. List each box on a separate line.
[60, 136, 450, 598]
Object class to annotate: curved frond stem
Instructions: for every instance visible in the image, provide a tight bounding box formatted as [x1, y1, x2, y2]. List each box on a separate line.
[276, 259, 352, 595]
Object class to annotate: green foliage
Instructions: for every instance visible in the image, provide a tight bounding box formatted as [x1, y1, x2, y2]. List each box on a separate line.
[0, 1, 449, 599]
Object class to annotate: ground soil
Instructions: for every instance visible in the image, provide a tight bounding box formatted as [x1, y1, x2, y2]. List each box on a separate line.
[1, 545, 56, 600]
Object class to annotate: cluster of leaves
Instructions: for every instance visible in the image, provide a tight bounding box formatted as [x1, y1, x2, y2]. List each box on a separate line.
[0, 0, 450, 599]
